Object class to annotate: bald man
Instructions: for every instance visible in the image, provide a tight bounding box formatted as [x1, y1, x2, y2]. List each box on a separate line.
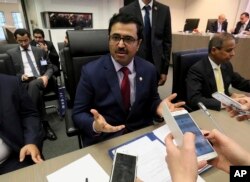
[210, 14, 228, 33]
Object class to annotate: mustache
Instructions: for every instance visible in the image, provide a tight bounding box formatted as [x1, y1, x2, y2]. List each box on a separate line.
[115, 48, 128, 54]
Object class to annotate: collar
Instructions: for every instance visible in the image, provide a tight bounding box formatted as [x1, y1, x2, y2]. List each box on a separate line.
[111, 56, 134, 73]
[20, 45, 32, 51]
[139, 0, 153, 10]
[208, 56, 220, 69]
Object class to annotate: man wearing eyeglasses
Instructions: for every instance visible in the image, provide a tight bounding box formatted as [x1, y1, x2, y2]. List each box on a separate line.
[72, 13, 184, 147]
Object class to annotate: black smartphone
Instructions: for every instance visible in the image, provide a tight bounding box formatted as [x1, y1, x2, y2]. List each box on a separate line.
[110, 151, 137, 182]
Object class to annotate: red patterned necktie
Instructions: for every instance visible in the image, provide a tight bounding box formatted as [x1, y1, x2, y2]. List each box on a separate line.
[120, 67, 130, 112]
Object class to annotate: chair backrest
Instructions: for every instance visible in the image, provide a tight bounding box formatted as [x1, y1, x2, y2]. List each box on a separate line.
[172, 48, 208, 96]
[172, 50, 208, 104]
[0, 53, 16, 75]
[205, 19, 217, 32]
[183, 18, 200, 32]
[0, 44, 18, 54]
[63, 29, 109, 103]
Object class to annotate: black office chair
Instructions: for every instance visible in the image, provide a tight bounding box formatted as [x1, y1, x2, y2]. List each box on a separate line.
[205, 19, 217, 33]
[0, 53, 16, 75]
[61, 29, 109, 148]
[172, 48, 208, 99]
[172, 50, 208, 111]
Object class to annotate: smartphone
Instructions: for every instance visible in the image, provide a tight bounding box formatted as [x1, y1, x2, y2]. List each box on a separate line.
[109, 151, 137, 182]
[212, 92, 245, 111]
[162, 103, 217, 161]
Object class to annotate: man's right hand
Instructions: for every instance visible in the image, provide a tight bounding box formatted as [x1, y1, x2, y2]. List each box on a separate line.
[21, 74, 30, 81]
[91, 109, 125, 133]
[205, 129, 250, 173]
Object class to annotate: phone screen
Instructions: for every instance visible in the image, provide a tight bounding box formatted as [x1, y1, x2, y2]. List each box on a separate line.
[173, 113, 214, 156]
[110, 153, 137, 182]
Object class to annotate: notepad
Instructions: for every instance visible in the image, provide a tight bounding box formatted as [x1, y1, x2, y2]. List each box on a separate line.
[47, 154, 109, 182]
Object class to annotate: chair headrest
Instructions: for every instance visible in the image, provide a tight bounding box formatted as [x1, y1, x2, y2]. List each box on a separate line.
[67, 29, 109, 57]
[0, 44, 18, 54]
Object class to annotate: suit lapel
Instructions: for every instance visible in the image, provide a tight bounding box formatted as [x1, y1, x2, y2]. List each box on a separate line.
[129, 58, 144, 114]
[204, 58, 217, 91]
[151, 2, 159, 37]
[15, 48, 25, 74]
[133, 1, 143, 23]
[104, 55, 125, 112]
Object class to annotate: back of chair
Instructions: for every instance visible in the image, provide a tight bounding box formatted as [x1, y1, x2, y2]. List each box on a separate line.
[205, 19, 217, 33]
[64, 29, 109, 103]
[172, 48, 208, 98]
[172, 51, 208, 106]
[0, 44, 18, 54]
[0, 53, 16, 75]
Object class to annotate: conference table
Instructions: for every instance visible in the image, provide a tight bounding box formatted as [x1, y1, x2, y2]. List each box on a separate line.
[0, 109, 250, 182]
[172, 33, 250, 79]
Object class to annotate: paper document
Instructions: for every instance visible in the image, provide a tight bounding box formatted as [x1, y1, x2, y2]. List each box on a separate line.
[110, 133, 205, 182]
[47, 154, 109, 182]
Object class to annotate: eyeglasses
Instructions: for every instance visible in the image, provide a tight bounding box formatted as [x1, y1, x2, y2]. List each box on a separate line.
[110, 34, 137, 45]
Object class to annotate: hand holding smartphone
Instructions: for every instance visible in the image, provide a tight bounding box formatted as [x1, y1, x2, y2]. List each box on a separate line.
[110, 151, 137, 182]
[212, 92, 250, 115]
[162, 103, 217, 161]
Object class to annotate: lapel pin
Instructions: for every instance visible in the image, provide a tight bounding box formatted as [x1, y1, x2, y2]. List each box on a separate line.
[139, 77, 143, 81]
[154, 6, 157, 11]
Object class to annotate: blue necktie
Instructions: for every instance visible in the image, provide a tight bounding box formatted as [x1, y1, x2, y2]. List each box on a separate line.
[143, 5, 153, 62]
[24, 49, 39, 77]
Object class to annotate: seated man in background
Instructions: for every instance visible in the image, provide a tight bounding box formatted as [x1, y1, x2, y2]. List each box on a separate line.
[30, 28, 59, 72]
[232, 12, 250, 34]
[210, 14, 227, 33]
[0, 74, 44, 175]
[7, 28, 57, 140]
[72, 13, 184, 147]
[186, 32, 250, 111]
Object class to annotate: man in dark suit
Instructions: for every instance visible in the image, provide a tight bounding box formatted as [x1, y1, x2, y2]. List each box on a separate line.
[232, 12, 250, 34]
[210, 14, 228, 33]
[72, 13, 183, 147]
[186, 33, 250, 111]
[30, 28, 59, 74]
[7, 29, 57, 140]
[120, 0, 172, 86]
[0, 74, 44, 175]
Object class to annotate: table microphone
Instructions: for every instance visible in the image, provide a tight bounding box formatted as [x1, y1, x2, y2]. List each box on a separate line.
[197, 102, 225, 133]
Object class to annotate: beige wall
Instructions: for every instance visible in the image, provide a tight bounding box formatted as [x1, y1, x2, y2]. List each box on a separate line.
[0, 2, 20, 26]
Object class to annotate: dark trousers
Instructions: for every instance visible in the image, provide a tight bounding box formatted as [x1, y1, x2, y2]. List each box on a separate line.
[22, 79, 46, 120]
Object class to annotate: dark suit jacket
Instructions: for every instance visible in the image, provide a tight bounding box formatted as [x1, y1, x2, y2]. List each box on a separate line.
[72, 54, 162, 146]
[30, 40, 59, 73]
[210, 20, 228, 33]
[186, 57, 250, 110]
[7, 45, 54, 80]
[233, 20, 250, 34]
[0, 74, 44, 173]
[120, 0, 172, 75]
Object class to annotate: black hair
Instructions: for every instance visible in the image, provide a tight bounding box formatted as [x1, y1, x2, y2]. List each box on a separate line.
[108, 13, 143, 40]
[241, 12, 249, 18]
[14, 28, 31, 39]
[33, 28, 45, 38]
[208, 32, 236, 53]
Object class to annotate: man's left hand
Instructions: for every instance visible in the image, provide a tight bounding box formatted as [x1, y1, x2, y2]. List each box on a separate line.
[158, 74, 167, 86]
[19, 144, 43, 164]
[38, 75, 49, 88]
[156, 93, 185, 117]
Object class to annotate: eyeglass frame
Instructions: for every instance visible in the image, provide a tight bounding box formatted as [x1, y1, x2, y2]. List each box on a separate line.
[109, 34, 139, 45]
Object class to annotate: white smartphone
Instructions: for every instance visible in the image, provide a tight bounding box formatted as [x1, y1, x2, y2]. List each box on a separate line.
[109, 151, 137, 182]
[162, 103, 217, 161]
[212, 92, 244, 111]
